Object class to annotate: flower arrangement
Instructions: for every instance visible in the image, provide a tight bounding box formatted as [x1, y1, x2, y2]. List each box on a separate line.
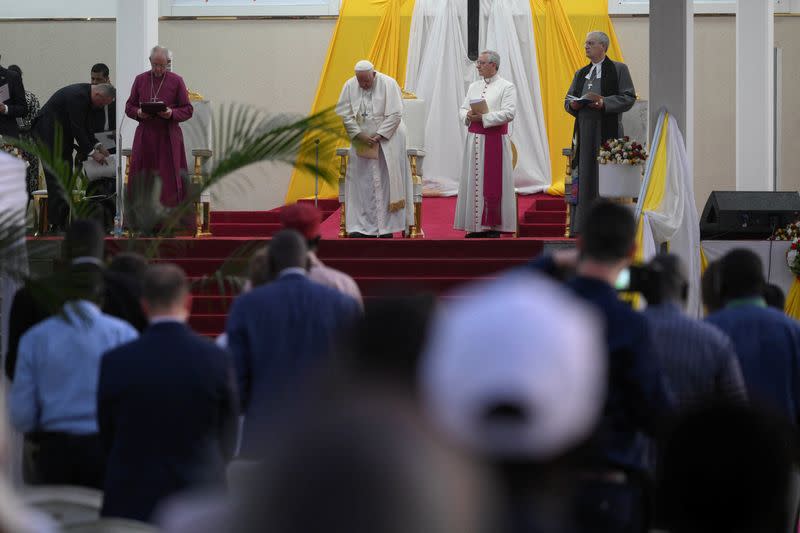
[771, 220, 800, 241]
[0, 143, 31, 168]
[597, 136, 648, 165]
[787, 237, 800, 276]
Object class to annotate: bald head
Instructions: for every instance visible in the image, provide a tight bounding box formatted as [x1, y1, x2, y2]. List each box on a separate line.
[149, 45, 170, 78]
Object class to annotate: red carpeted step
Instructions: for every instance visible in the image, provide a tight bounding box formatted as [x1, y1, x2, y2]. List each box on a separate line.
[324, 257, 528, 277]
[189, 313, 227, 333]
[297, 198, 341, 212]
[153, 257, 247, 277]
[106, 237, 269, 259]
[211, 223, 282, 237]
[523, 210, 567, 223]
[518, 223, 567, 238]
[210, 211, 282, 223]
[534, 198, 567, 211]
[317, 239, 543, 260]
[354, 276, 494, 296]
[191, 295, 235, 314]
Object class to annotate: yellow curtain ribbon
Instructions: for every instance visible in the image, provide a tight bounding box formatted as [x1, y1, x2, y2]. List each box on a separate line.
[634, 113, 669, 264]
[285, 0, 414, 203]
[785, 278, 800, 319]
[532, 0, 584, 196]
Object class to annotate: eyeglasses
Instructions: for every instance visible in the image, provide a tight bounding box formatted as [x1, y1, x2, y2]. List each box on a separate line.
[476, 60, 491, 65]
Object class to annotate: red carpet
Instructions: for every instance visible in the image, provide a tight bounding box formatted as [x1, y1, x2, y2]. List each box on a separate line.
[100, 193, 571, 336]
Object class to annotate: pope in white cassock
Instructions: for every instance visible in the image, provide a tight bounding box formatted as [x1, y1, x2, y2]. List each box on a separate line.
[336, 60, 413, 238]
[455, 50, 517, 238]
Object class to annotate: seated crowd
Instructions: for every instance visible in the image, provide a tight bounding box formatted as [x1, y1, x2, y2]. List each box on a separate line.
[3, 199, 800, 533]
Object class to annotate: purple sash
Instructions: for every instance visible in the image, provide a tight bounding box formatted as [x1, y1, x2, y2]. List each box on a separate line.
[469, 122, 508, 226]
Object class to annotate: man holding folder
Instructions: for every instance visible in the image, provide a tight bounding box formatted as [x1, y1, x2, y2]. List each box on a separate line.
[455, 50, 517, 238]
[566, 31, 636, 234]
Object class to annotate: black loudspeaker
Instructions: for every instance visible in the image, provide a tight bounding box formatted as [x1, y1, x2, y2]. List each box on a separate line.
[700, 191, 800, 239]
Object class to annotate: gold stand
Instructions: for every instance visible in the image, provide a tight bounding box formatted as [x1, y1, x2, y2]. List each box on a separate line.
[192, 149, 213, 237]
[407, 150, 425, 239]
[562, 147, 574, 238]
[336, 148, 349, 238]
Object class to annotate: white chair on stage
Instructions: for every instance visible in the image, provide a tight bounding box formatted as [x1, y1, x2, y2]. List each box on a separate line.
[20, 485, 102, 527]
[336, 95, 427, 238]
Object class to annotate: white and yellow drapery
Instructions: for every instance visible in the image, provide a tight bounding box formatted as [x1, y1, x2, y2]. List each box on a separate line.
[285, 0, 624, 203]
[634, 110, 702, 317]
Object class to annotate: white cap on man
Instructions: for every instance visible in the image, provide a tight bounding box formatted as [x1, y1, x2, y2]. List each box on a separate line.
[355, 60, 375, 72]
[420, 271, 607, 461]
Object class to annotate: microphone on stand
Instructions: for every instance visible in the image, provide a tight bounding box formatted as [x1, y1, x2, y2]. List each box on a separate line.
[314, 138, 320, 208]
[114, 113, 127, 237]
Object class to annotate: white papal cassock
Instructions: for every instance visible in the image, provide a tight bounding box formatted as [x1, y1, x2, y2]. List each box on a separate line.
[454, 74, 517, 234]
[336, 72, 413, 236]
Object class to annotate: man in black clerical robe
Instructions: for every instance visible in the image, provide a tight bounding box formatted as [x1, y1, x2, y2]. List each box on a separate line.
[565, 30, 636, 234]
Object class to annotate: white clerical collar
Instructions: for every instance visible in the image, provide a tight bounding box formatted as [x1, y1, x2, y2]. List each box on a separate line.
[483, 74, 500, 84]
[71, 256, 105, 268]
[586, 60, 603, 80]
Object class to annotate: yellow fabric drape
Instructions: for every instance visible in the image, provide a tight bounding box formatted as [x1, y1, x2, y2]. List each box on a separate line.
[532, 0, 584, 196]
[561, 0, 624, 62]
[700, 246, 708, 273]
[285, 0, 414, 203]
[785, 279, 800, 318]
[634, 114, 669, 264]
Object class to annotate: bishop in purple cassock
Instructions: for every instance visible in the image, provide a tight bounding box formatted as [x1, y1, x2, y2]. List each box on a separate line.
[125, 46, 193, 209]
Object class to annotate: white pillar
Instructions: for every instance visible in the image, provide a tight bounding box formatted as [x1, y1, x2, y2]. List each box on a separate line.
[736, 0, 774, 191]
[649, 0, 693, 171]
[115, 0, 158, 153]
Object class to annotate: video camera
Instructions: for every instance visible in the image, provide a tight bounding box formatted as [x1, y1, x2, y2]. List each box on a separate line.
[615, 263, 665, 303]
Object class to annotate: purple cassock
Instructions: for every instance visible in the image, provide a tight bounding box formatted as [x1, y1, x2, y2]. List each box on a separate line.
[125, 70, 193, 208]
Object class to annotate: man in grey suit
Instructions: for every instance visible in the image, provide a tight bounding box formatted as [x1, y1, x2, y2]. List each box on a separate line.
[565, 31, 636, 234]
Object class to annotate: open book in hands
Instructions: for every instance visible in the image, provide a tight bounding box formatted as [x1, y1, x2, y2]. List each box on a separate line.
[566, 92, 601, 105]
[470, 98, 489, 114]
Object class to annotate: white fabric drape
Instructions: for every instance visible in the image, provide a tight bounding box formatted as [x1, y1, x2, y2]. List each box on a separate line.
[483, 0, 551, 193]
[404, 0, 551, 196]
[405, 0, 473, 195]
[636, 111, 702, 317]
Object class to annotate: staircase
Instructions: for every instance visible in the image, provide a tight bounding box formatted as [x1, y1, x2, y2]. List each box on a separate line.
[109, 193, 569, 337]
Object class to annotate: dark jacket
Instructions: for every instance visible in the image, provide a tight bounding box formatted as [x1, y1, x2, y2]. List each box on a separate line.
[0, 65, 27, 138]
[98, 321, 238, 522]
[225, 272, 361, 457]
[32, 83, 98, 161]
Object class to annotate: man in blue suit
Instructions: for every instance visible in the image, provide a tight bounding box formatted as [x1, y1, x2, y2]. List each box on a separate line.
[226, 229, 361, 458]
[98, 264, 238, 523]
[707, 248, 800, 425]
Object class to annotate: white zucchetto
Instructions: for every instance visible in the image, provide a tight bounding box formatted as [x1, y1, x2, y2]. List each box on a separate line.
[354, 60, 375, 72]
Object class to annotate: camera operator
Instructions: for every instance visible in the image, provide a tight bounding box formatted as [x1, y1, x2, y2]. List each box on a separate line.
[527, 199, 673, 533]
[641, 254, 747, 410]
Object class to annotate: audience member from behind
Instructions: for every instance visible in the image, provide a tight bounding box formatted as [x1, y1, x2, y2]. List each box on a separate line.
[98, 264, 238, 523]
[232, 393, 495, 533]
[216, 245, 270, 349]
[700, 259, 723, 315]
[422, 272, 606, 533]
[642, 254, 747, 408]
[6, 220, 147, 380]
[225, 229, 361, 458]
[8, 248, 138, 489]
[764, 282, 786, 311]
[105, 251, 149, 332]
[706, 248, 800, 424]
[338, 293, 435, 393]
[280, 203, 363, 305]
[528, 199, 673, 533]
[658, 402, 796, 533]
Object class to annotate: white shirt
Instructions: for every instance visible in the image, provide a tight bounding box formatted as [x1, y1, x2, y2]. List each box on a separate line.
[586, 60, 603, 80]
